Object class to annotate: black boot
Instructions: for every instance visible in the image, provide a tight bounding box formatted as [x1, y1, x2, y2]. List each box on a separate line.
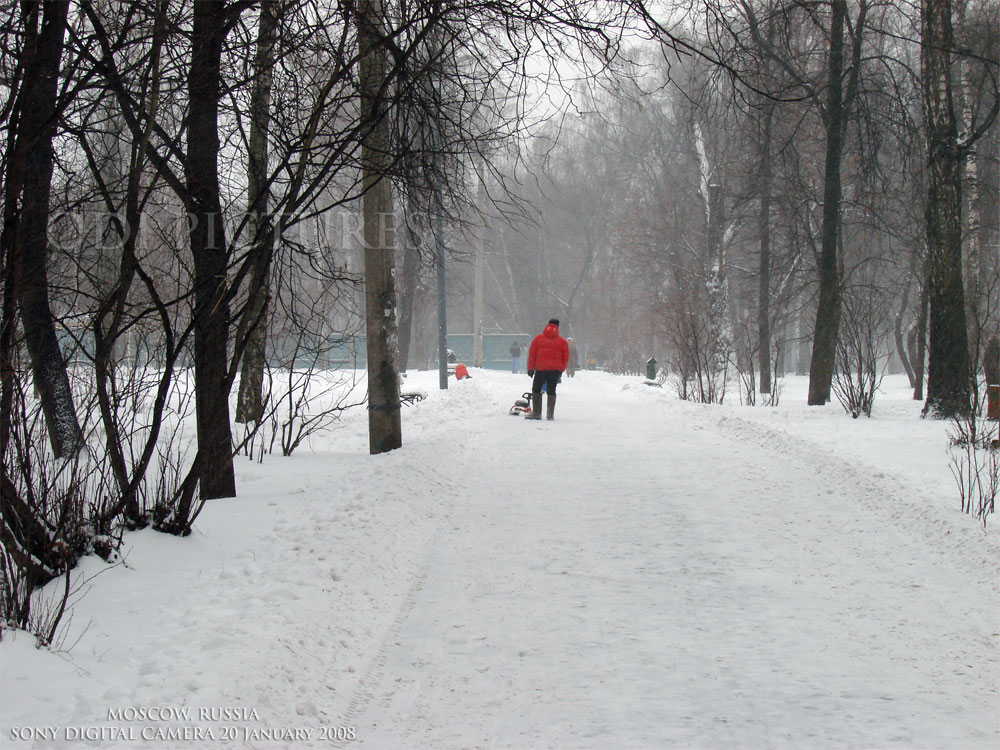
[546, 393, 556, 420]
[525, 393, 542, 420]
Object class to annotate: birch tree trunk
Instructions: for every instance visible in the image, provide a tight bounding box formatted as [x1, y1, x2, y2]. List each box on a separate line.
[955, 0, 984, 368]
[707, 182, 730, 378]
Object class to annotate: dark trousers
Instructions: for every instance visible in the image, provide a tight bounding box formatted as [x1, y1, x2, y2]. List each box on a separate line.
[531, 370, 561, 395]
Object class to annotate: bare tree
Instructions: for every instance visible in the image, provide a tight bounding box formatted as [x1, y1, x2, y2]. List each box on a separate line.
[236, 0, 281, 425]
[922, 0, 974, 418]
[804, 0, 869, 406]
[2, 0, 83, 459]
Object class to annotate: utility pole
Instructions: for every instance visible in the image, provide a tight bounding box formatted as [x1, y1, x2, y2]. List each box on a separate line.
[429, 27, 448, 391]
[358, 0, 402, 452]
[473, 162, 485, 368]
[431, 114, 448, 390]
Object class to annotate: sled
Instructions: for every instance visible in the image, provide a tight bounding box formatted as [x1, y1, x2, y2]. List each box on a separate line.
[508, 391, 533, 416]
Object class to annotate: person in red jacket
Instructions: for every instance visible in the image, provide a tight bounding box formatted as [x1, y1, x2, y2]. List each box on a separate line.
[526, 318, 569, 420]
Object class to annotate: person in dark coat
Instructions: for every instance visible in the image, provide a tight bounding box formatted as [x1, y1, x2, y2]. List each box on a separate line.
[566, 337, 579, 377]
[509, 341, 522, 373]
[526, 319, 569, 420]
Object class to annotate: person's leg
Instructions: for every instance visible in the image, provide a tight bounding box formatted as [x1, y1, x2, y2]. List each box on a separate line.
[544, 371, 559, 420]
[526, 371, 544, 419]
[532, 371, 546, 393]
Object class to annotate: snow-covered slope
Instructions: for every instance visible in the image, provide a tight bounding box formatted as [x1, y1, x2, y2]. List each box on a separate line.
[1, 370, 997, 749]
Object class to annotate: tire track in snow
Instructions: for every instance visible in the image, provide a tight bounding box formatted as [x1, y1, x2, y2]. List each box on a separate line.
[331, 572, 427, 748]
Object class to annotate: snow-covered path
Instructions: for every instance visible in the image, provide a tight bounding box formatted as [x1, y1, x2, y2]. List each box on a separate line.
[2, 371, 997, 750]
[341, 377, 998, 749]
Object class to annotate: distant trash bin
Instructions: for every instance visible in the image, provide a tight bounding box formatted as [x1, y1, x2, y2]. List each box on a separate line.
[646, 357, 657, 381]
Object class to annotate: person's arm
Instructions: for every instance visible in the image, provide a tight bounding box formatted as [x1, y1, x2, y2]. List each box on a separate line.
[560, 339, 569, 372]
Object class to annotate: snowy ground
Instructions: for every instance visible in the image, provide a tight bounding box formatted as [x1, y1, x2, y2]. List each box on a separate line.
[1, 369, 997, 749]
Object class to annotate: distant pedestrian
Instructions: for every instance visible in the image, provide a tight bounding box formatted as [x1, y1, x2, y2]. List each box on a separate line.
[509, 341, 522, 374]
[526, 319, 569, 420]
[566, 337, 579, 377]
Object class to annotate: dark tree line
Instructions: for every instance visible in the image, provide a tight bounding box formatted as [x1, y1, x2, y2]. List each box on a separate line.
[485, 0, 997, 417]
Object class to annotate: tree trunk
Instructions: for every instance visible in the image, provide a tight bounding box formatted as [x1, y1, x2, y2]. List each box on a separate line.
[188, 0, 236, 496]
[236, 0, 279, 425]
[0, 3, 81, 615]
[7, 0, 83, 458]
[748, 5, 779, 395]
[358, 0, 402, 453]
[796, 300, 811, 376]
[912, 257, 930, 400]
[807, 0, 849, 406]
[707, 183, 729, 377]
[922, 0, 973, 417]
[955, 0, 984, 370]
[1, 137, 66, 605]
[894, 275, 915, 388]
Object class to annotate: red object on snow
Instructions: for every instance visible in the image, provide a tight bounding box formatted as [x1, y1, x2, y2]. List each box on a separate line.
[527, 323, 569, 372]
[455, 363, 471, 380]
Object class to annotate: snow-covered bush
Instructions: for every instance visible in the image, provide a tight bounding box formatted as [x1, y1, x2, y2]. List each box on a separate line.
[664, 279, 729, 404]
[832, 286, 890, 418]
[2, 343, 195, 635]
[236, 275, 365, 459]
[1, 369, 95, 638]
[732, 319, 783, 407]
[237, 363, 362, 459]
[947, 414, 998, 527]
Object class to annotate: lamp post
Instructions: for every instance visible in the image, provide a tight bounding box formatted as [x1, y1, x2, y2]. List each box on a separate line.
[428, 30, 448, 391]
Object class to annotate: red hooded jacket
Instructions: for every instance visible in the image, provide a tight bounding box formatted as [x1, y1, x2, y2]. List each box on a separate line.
[528, 324, 569, 372]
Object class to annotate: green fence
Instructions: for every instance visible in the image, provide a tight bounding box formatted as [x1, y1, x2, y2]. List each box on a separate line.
[58, 330, 530, 372]
[444, 334, 530, 371]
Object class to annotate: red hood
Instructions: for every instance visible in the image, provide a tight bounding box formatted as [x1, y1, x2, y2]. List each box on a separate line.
[528, 325, 569, 372]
